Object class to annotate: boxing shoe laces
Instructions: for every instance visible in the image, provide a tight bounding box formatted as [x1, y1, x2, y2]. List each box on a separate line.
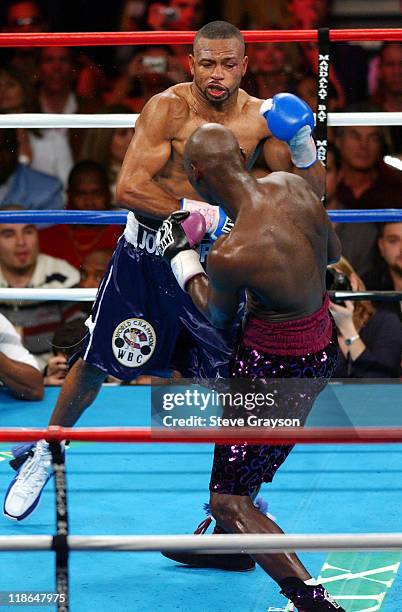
[9, 441, 69, 471]
[3, 440, 53, 521]
[9, 442, 36, 471]
[280, 578, 345, 611]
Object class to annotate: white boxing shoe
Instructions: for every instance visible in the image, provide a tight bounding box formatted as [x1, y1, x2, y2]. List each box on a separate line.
[3, 440, 53, 521]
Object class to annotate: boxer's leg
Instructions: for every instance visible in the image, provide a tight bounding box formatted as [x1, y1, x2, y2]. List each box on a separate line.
[206, 339, 344, 610]
[49, 358, 106, 427]
[4, 231, 181, 521]
[209, 491, 310, 582]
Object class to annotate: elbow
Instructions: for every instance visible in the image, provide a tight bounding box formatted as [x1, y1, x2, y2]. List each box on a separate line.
[24, 382, 44, 402]
[116, 174, 146, 208]
[115, 178, 131, 205]
[22, 371, 44, 401]
[12, 385, 43, 402]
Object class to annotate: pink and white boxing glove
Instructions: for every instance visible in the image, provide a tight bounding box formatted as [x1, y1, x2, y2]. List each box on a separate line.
[180, 198, 233, 241]
[260, 92, 317, 169]
[156, 210, 206, 291]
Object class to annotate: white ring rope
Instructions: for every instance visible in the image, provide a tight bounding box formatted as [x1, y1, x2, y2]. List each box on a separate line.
[1, 288, 400, 303]
[0, 288, 97, 301]
[0, 112, 401, 129]
[1, 533, 402, 552]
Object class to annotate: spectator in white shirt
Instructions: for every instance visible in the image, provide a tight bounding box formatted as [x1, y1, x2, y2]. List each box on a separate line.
[0, 206, 81, 369]
[0, 312, 43, 400]
[34, 46, 100, 187]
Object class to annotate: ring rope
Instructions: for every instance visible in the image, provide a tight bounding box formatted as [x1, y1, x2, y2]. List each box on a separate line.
[0, 288, 400, 302]
[0, 28, 401, 47]
[1, 112, 402, 128]
[0, 533, 401, 552]
[0, 209, 401, 225]
[1, 426, 402, 444]
[0, 288, 96, 301]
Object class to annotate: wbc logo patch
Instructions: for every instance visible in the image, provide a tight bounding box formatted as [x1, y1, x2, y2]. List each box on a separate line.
[112, 318, 156, 367]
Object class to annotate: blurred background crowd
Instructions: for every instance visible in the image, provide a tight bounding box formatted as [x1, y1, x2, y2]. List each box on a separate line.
[0, 0, 401, 397]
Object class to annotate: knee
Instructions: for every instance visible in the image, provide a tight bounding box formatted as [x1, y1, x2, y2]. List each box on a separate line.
[76, 358, 106, 383]
[209, 492, 252, 525]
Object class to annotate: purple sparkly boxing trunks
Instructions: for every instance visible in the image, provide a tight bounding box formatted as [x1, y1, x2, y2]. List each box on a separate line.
[209, 295, 339, 496]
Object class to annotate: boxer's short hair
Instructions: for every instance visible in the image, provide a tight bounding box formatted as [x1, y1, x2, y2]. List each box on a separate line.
[194, 21, 244, 52]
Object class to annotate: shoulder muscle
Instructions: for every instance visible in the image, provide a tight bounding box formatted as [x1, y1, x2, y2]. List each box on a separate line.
[134, 90, 189, 141]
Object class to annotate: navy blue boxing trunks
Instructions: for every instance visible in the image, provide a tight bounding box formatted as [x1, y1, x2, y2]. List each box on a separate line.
[80, 213, 239, 381]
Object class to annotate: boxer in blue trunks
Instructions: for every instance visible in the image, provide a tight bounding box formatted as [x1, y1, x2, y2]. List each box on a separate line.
[157, 123, 342, 611]
[4, 21, 325, 529]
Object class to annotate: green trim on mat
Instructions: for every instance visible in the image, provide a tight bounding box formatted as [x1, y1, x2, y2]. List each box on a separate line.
[281, 552, 401, 611]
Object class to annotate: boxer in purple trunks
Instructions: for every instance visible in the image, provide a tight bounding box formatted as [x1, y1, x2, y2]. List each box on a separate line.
[157, 123, 343, 611]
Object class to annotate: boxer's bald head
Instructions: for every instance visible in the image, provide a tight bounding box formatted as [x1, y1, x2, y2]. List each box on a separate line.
[184, 124, 245, 203]
[186, 124, 241, 164]
[184, 123, 249, 209]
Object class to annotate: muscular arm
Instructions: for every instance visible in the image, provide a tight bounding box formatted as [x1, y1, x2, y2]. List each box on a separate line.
[0, 353, 43, 401]
[186, 244, 241, 329]
[262, 137, 325, 200]
[116, 92, 185, 219]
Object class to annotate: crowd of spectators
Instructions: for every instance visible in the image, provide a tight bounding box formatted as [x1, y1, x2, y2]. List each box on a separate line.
[0, 0, 401, 396]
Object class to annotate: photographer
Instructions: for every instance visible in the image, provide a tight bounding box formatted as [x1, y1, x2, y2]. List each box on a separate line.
[328, 257, 402, 378]
[106, 46, 187, 111]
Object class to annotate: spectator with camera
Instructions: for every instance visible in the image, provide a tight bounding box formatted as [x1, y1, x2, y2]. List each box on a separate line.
[146, 1, 204, 79]
[363, 222, 402, 322]
[147, 0, 204, 32]
[328, 257, 402, 378]
[2, 1, 48, 88]
[0, 312, 43, 400]
[106, 46, 187, 112]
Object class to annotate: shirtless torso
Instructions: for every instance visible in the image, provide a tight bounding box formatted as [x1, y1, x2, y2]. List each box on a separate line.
[216, 171, 334, 321]
[170, 123, 339, 324]
[117, 82, 294, 218]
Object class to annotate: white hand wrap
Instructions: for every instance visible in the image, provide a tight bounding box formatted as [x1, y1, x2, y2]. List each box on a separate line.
[170, 249, 205, 292]
[288, 125, 317, 169]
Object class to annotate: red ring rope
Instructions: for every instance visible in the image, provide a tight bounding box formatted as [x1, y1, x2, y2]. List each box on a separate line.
[0, 427, 402, 444]
[0, 29, 400, 47]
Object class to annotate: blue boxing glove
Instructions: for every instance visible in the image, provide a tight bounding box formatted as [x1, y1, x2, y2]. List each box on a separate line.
[260, 93, 317, 169]
[180, 198, 233, 241]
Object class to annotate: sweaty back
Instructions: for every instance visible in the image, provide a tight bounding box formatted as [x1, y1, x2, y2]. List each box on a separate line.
[237, 172, 329, 321]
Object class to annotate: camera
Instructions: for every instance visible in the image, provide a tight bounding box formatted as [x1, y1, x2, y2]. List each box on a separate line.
[142, 55, 167, 73]
[326, 268, 352, 306]
[158, 7, 180, 22]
